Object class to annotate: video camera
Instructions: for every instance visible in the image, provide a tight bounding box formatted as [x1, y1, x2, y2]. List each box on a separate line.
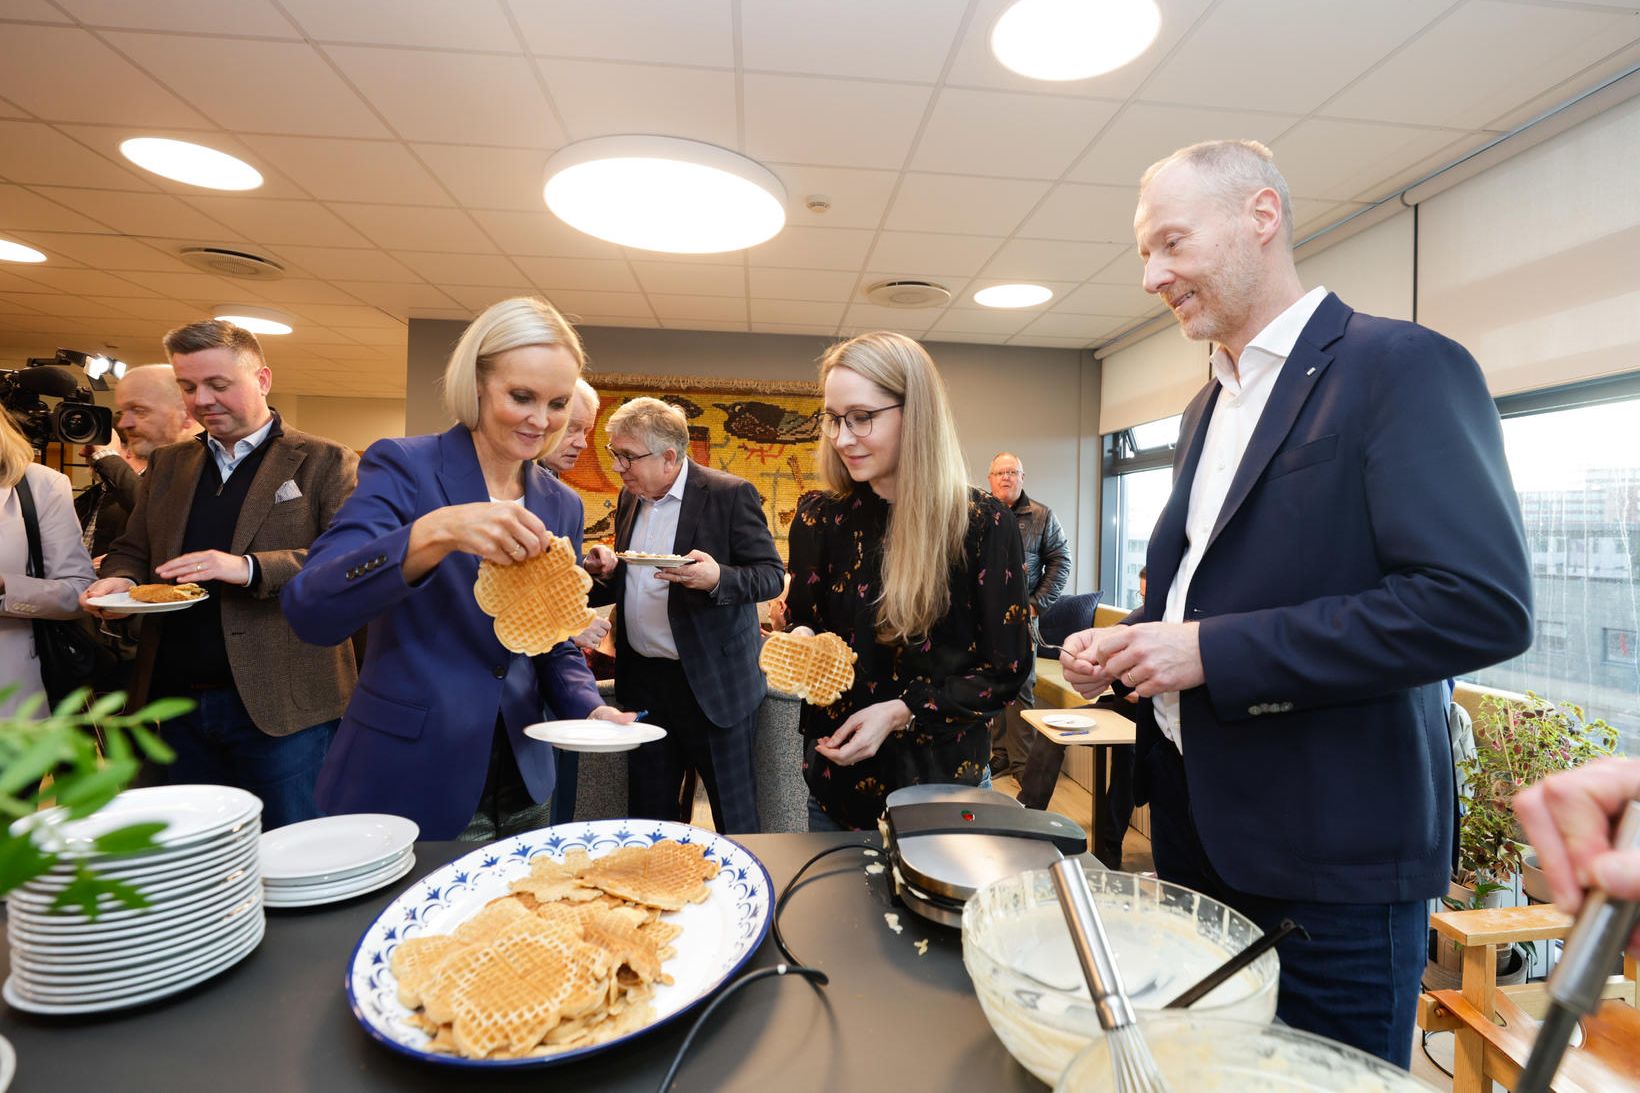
[0, 350, 116, 450]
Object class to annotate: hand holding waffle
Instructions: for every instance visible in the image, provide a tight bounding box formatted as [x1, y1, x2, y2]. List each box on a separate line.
[759, 629, 856, 705]
[474, 533, 596, 654]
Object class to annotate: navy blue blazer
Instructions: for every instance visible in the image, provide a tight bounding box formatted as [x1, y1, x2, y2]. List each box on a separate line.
[281, 426, 601, 839]
[589, 461, 784, 728]
[1131, 293, 1532, 904]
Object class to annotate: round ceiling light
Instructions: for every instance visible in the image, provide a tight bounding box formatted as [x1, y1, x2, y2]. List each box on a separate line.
[120, 137, 263, 191]
[974, 284, 1054, 309]
[214, 306, 293, 335]
[543, 135, 787, 253]
[0, 238, 47, 263]
[991, 0, 1161, 81]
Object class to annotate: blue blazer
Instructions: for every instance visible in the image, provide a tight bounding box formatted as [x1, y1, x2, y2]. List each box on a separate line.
[282, 426, 601, 839]
[1131, 293, 1532, 904]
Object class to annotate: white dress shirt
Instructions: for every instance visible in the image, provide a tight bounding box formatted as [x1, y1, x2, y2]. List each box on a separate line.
[1154, 285, 1329, 752]
[205, 415, 276, 481]
[622, 459, 689, 660]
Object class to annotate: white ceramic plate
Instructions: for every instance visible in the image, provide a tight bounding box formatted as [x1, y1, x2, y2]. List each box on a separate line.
[347, 820, 773, 1070]
[7, 878, 260, 943]
[264, 853, 416, 909]
[9, 900, 254, 966]
[84, 590, 210, 614]
[264, 848, 412, 890]
[259, 813, 419, 883]
[14, 785, 261, 855]
[12, 911, 263, 989]
[32, 829, 259, 888]
[9, 843, 258, 920]
[3, 916, 264, 1015]
[523, 719, 667, 753]
[615, 552, 692, 567]
[1041, 713, 1095, 729]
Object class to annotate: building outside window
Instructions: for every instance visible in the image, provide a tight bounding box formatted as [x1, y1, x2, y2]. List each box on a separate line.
[1101, 415, 1179, 611]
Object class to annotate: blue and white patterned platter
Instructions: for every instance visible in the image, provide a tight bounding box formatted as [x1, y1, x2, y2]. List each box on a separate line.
[345, 820, 773, 1068]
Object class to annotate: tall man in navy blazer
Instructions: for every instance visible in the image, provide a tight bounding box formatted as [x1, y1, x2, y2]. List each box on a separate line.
[1062, 141, 1533, 1066]
[583, 397, 784, 834]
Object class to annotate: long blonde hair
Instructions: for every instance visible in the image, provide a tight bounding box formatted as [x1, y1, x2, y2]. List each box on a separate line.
[0, 411, 35, 489]
[817, 332, 968, 643]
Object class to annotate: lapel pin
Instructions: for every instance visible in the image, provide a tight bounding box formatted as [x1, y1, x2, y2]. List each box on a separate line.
[1305, 367, 1316, 376]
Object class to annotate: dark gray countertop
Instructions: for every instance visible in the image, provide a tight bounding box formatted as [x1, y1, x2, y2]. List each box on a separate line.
[0, 833, 1048, 1092]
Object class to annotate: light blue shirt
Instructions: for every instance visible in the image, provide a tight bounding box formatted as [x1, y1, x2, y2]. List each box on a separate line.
[623, 459, 689, 660]
[205, 414, 276, 482]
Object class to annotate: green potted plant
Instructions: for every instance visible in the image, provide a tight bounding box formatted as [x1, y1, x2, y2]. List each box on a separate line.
[1426, 691, 1618, 987]
[0, 685, 186, 916]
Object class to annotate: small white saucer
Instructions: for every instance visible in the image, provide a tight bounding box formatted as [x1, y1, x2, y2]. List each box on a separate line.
[524, 719, 667, 752]
[1041, 713, 1094, 729]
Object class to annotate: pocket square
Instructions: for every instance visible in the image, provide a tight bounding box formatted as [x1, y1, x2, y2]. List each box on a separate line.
[274, 479, 303, 503]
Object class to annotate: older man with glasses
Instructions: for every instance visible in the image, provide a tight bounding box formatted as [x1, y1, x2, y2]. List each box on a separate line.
[583, 397, 784, 834]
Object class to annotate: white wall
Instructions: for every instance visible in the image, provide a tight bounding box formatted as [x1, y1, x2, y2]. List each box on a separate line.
[278, 395, 405, 451]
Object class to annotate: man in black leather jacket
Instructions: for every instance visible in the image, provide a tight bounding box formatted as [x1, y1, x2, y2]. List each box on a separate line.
[986, 452, 1070, 778]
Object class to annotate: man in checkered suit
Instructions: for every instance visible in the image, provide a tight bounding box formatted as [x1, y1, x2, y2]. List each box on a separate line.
[583, 398, 784, 834]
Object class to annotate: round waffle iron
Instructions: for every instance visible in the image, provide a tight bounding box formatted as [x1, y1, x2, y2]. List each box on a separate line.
[883, 784, 1087, 927]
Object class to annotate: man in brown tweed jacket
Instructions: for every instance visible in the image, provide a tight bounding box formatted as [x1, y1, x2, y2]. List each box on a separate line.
[83, 320, 358, 828]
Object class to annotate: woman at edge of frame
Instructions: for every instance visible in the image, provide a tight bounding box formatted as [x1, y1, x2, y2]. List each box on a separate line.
[784, 330, 1031, 831]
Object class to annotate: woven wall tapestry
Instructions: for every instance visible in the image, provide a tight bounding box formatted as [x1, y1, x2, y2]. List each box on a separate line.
[561, 374, 823, 560]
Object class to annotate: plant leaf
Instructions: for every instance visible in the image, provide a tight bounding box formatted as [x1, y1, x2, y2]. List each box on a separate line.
[0, 833, 56, 896]
[91, 821, 169, 855]
[85, 691, 127, 722]
[129, 724, 177, 764]
[130, 696, 195, 723]
[53, 759, 139, 816]
[50, 867, 149, 919]
[0, 725, 70, 797]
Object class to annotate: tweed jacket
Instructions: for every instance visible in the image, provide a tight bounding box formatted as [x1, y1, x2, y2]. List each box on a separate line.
[102, 419, 359, 736]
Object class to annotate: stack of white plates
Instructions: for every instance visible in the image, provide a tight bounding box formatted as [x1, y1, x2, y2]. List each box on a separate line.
[5, 785, 265, 1015]
[260, 814, 418, 909]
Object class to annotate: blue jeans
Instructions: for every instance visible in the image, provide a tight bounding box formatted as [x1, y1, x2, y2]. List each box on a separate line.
[1144, 739, 1426, 1067]
[807, 768, 994, 833]
[161, 688, 339, 830]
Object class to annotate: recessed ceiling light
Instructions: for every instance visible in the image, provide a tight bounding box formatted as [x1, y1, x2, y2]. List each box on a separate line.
[543, 135, 787, 253]
[120, 137, 263, 191]
[974, 284, 1054, 309]
[0, 238, 47, 263]
[991, 0, 1161, 82]
[214, 305, 293, 335]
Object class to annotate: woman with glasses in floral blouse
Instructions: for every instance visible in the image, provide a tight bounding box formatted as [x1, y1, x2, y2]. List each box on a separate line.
[785, 331, 1032, 831]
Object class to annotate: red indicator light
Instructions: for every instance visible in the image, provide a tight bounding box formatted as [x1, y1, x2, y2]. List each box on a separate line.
[961, 810, 975, 822]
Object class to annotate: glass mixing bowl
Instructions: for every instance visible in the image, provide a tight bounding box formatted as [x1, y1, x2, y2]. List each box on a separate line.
[1054, 1012, 1436, 1091]
[961, 864, 1279, 1085]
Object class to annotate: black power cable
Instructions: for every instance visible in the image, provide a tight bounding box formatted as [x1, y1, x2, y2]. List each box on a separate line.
[658, 841, 879, 1092]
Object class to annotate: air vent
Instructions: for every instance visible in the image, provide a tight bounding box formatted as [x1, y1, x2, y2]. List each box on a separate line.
[864, 279, 951, 309]
[177, 246, 285, 281]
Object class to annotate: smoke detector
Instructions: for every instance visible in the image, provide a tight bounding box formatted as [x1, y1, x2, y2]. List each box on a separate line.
[177, 246, 285, 281]
[864, 279, 951, 309]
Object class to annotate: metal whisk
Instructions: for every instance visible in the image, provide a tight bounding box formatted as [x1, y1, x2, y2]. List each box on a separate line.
[1049, 857, 1171, 1093]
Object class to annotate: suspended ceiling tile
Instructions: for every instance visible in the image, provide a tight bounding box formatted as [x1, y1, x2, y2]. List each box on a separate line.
[469, 210, 622, 260]
[1324, 0, 1639, 130]
[1271, 119, 1472, 202]
[539, 60, 737, 148]
[509, 0, 735, 68]
[395, 251, 523, 287]
[747, 226, 876, 272]
[247, 279, 377, 306]
[541, 288, 654, 319]
[748, 298, 847, 326]
[102, 33, 391, 138]
[763, 165, 900, 231]
[748, 267, 859, 300]
[1065, 102, 1298, 187]
[513, 256, 640, 293]
[741, 0, 966, 83]
[1018, 312, 1129, 340]
[837, 305, 933, 337]
[912, 88, 1118, 180]
[182, 196, 373, 248]
[1016, 182, 1139, 244]
[981, 238, 1127, 283]
[658, 318, 747, 332]
[1055, 280, 1155, 317]
[267, 244, 422, 283]
[280, 0, 519, 51]
[927, 307, 1039, 336]
[331, 281, 462, 314]
[239, 137, 452, 206]
[648, 294, 748, 323]
[410, 144, 550, 213]
[749, 322, 837, 336]
[10, 267, 162, 297]
[629, 261, 744, 298]
[330, 45, 563, 147]
[50, 125, 312, 202]
[0, 24, 211, 128]
[331, 204, 496, 253]
[866, 231, 1004, 279]
[26, 187, 237, 239]
[55, 0, 298, 36]
[0, 122, 154, 190]
[1143, 0, 1441, 116]
[884, 174, 1049, 236]
[1008, 334, 1098, 349]
[744, 74, 934, 171]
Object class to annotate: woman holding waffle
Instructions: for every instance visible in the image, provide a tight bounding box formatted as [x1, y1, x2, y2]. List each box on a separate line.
[784, 331, 1032, 831]
[283, 297, 633, 841]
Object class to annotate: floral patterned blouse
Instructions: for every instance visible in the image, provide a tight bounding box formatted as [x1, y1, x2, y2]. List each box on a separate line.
[785, 483, 1032, 830]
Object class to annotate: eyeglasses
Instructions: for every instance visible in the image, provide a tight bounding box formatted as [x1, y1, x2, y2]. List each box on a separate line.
[605, 446, 657, 470]
[818, 403, 903, 439]
[990, 469, 1021, 479]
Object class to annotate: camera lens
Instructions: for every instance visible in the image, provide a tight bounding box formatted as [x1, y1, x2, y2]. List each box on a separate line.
[55, 404, 103, 445]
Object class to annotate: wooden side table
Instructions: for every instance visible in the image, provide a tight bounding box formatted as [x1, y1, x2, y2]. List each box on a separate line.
[1020, 705, 1136, 854]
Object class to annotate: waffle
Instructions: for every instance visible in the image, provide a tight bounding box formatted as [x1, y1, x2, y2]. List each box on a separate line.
[759, 629, 856, 706]
[392, 839, 718, 1060]
[473, 534, 595, 654]
[130, 582, 206, 603]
